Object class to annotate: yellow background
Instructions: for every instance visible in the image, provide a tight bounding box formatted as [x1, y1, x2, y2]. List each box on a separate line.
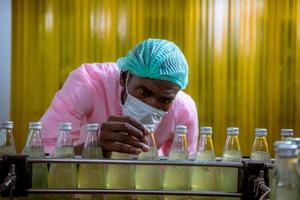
[11, 0, 300, 156]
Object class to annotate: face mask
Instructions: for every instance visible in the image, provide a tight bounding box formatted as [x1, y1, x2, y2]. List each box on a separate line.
[122, 74, 167, 127]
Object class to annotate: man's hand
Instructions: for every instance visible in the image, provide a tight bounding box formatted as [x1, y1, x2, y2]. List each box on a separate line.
[100, 116, 150, 158]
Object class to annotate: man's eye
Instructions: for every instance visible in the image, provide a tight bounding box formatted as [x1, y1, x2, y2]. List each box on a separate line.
[140, 89, 150, 97]
[160, 98, 173, 104]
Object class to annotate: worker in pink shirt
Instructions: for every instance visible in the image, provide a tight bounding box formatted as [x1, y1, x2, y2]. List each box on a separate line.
[40, 38, 199, 158]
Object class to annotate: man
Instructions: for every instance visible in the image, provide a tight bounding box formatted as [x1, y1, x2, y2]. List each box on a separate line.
[40, 38, 198, 158]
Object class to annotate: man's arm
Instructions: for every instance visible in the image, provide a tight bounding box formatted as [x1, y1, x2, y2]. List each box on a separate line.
[40, 65, 94, 155]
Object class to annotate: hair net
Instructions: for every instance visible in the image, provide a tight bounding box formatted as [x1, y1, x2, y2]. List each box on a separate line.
[117, 38, 188, 89]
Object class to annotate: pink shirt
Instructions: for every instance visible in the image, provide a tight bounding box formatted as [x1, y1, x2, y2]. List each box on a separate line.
[40, 63, 199, 157]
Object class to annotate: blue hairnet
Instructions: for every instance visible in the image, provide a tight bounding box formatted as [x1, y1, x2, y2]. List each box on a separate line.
[117, 38, 188, 89]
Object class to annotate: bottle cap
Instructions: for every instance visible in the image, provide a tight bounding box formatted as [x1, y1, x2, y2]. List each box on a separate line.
[255, 128, 267, 136]
[29, 122, 42, 130]
[273, 141, 292, 152]
[287, 138, 300, 148]
[227, 127, 239, 135]
[200, 127, 212, 135]
[277, 143, 298, 157]
[280, 129, 293, 137]
[59, 122, 72, 131]
[86, 123, 99, 131]
[4, 121, 13, 129]
[144, 124, 155, 132]
[175, 125, 187, 134]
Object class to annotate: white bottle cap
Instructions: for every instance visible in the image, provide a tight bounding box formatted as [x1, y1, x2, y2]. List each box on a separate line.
[86, 123, 99, 131]
[277, 143, 298, 157]
[273, 141, 292, 152]
[255, 128, 267, 136]
[29, 122, 42, 130]
[59, 122, 72, 131]
[4, 121, 13, 129]
[280, 129, 294, 137]
[227, 127, 239, 135]
[200, 127, 212, 135]
[287, 138, 300, 148]
[175, 125, 187, 134]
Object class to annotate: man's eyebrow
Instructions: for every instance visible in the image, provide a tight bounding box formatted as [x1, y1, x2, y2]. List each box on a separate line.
[138, 85, 154, 93]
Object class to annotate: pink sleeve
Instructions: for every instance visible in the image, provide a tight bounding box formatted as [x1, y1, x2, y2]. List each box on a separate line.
[40, 65, 94, 154]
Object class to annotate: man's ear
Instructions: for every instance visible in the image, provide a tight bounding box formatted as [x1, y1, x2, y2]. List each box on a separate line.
[120, 71, 132, 87]
[120, 71, 128, 87]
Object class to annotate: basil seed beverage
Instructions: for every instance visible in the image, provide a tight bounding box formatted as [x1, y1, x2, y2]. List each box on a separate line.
[219, 127, 242, 200]
[250, 128, 270, 162]
[48, 123, 77, 200]
[192, 127, 217, 200]
[78, 124, 105, 200]
[164, 125, 189, 200]
[0, 121, 16, 156]
[135, 124, 161, 200]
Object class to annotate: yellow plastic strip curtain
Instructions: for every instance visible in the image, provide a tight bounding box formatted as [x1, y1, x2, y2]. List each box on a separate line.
[11, 0, 300, 155]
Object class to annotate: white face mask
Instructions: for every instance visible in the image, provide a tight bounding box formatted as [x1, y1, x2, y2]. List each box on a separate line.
[122, 74, 167, 127]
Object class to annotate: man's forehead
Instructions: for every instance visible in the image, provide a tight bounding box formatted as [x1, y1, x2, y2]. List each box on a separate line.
[131, 75, 180, 95]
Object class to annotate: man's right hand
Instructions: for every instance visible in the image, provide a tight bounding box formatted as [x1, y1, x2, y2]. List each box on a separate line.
[100, 115, 150, 158]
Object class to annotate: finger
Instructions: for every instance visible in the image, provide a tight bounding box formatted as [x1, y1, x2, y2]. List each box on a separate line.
[108, 116, 150, 136]
[103, 121, 145, 141]
[102, 141, 142, 154]
[103, 131, 149, 152]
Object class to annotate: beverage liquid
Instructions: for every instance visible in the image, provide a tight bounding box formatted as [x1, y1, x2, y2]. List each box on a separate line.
[48, 123, 77, 200]
[219, 128, 241, 200]
[192, 127, 217, 200]
[106, 152, 134, 200]
[273, 143, 299, 200]
[250, 128, 270, 162]
[0, 121, 16, 156]
[135, 124, 161, 200]
[163, 125, 189, 200]
[78, 124, 105, 200]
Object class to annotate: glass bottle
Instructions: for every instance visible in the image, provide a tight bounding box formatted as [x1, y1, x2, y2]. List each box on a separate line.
[48, 123, 77, 199]
[135, 124, 161, 200]
[0, 121, 16, 156]
[273, 143, 299, 200]
[219, 127, 242, 197]
[192, 127, 217, 194]
[163, 125, 189, 200]
[287, 138, 300, 187]
[25, 122, 48, 187]
[269, 141, 292, 200]
[78, 124, 105, 200]
[250, 128, 270, 162]
[280, 128, 293, 141]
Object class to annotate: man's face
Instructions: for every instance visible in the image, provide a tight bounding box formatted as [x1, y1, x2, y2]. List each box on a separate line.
[121, 72, 180, 112]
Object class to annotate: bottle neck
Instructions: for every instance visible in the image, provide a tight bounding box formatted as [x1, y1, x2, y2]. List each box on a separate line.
[224, 135, 241, 152]
[29, 129, 43, 147]
[57, 130, 73, 147]
[84, 130, 99, 148]
[281, 135, 293, 141]
[5, 128, 14, 146]
[252, 136, 269, 152]
[198, 134, 214, 151]
[171, 133, 188, 151]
